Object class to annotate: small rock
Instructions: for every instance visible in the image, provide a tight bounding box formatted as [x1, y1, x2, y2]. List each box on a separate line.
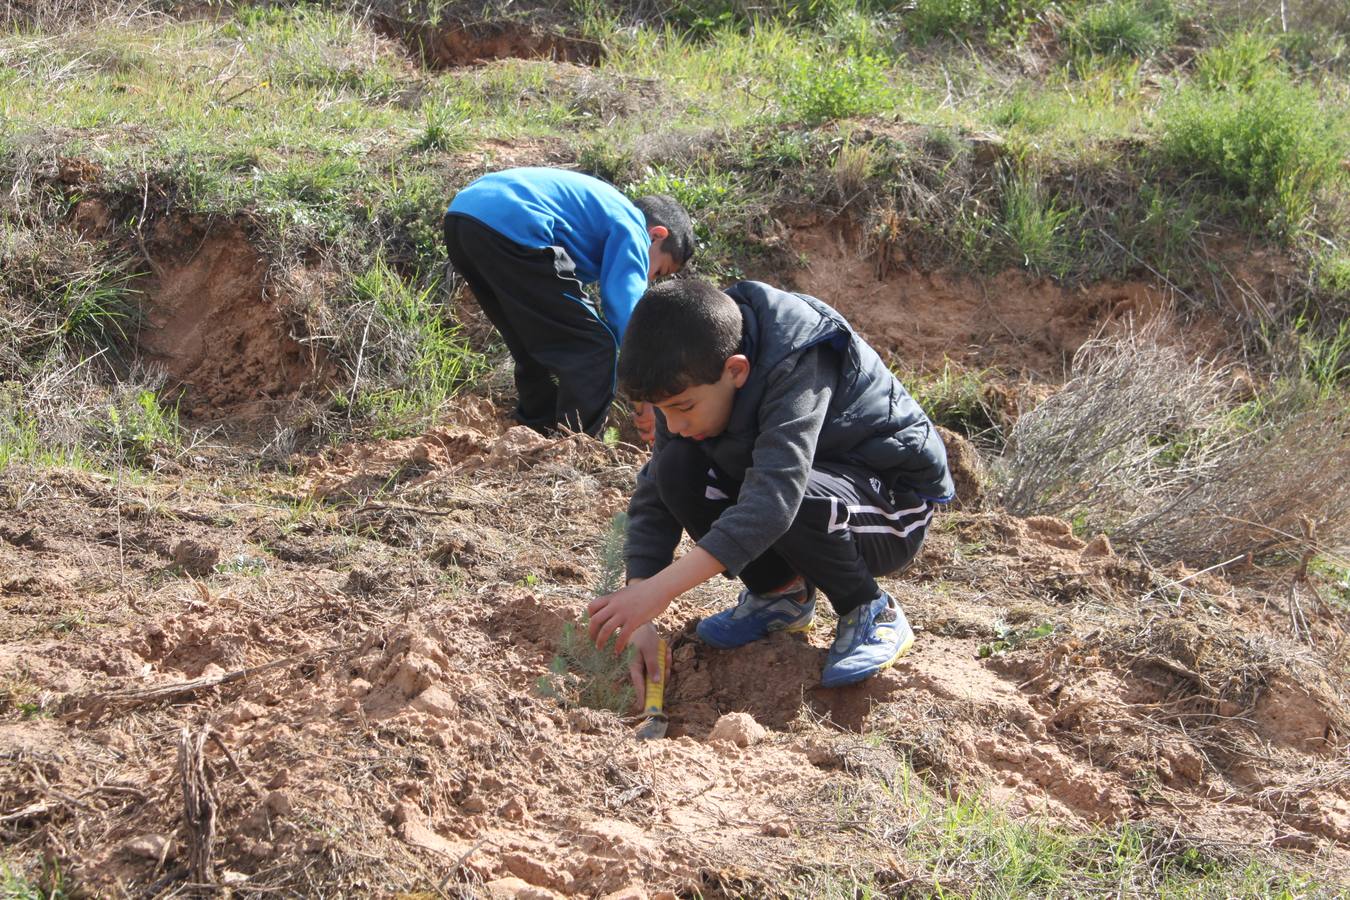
[600, 884, 648, 900]
[265, 790, 292, 816]
[708, 712, 766, 748]
[567, 707, 607, 734]
[499, 794, 530, 822]
[122, 833, 169, 860]
[221, 871, 249, 885]
[485, 876, 565, 899]
[761, 821, 791, 837]
[410, 685, 458, 719]
[1080, 533, 1114, 559]
[218, 700, 266, 725]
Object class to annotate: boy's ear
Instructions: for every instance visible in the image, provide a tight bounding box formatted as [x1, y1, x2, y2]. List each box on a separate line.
[725, 354, 751, 387]
[648, 225, 669, 241]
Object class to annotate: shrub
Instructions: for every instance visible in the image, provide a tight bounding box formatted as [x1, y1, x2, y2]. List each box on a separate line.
[326, 255, 487, 436]
[997, 319, 1350, 563]
[904, 0, 1053, 44]
[1157, 70, 1344, 235]
[780, 49, 891, 125]
[97, 385, 180, 467]
[999, 174, 1077, 277]
[902, 360, 1005, 441]
[1067, 0, 1178, 61]
[1194, 30, 1278, 92]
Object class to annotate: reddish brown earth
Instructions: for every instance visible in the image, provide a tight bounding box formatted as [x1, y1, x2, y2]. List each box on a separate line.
[2, 403, 1348, 894]
[3, 203, 1349, 895]
[377, 17, 603, 68]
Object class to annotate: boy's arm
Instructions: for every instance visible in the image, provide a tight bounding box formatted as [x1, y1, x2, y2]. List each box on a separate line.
[589, 347, 836, 650]
[595, 220, 651, 343]
[623, 423, 682, 581]
[695, 345, 835, 576]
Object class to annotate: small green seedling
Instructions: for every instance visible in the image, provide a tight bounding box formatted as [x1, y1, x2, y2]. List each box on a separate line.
[536, 513, 636, 713]
[977, 620, 1056, 658]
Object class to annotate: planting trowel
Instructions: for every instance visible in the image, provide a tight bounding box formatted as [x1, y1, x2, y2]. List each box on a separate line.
[634, 638, 669, 741]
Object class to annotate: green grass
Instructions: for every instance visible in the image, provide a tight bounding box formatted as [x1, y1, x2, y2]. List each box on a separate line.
[901, 360, 1004, 440]
[904, 0, 1056, 45]
[787, 752, 1343, 897]
[97, 387, 180, 467]
[332, 256, 488, 438]
[998, 173, 1079, 277]
[1, 860, 68, 899]
[1158, 66, 1347, 237]
[1067, 0, 1179, 65]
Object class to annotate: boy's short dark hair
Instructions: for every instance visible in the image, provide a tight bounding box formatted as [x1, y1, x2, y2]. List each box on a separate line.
[633, 194, 696, 264]
[619, 278, 741, 401]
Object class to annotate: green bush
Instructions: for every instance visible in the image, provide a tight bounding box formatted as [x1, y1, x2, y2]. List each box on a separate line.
[1314, 251, 1350, 303]
[1067, 0, 1177, 60]
[780, 50, 891, 124]
[1158, 70, 1344, 234]
[98, 388, 180, 467]
[1195, 31, 1279, 92]
[536, 513, 635, 714]
[902, 361, 1004, 440]
[999, 175, 1077, 276]
[336, 256, 487, 436]
[904, 0, 1053, 44]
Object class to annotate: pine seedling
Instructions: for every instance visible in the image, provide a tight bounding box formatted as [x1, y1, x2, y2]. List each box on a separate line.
[536, 512, 636, 713]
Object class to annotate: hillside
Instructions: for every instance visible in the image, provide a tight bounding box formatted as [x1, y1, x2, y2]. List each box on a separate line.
[1, 1, 1349, 896]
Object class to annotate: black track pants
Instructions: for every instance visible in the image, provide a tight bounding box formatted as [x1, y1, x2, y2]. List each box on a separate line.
[443, 213, 617, 437]
[651, 438, 934, 615]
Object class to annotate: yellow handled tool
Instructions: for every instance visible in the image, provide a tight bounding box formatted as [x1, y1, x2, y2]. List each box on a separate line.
[634, 638, 669, 741]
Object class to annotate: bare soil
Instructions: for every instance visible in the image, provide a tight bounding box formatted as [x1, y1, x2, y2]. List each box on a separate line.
[3, 212, 1349, 896]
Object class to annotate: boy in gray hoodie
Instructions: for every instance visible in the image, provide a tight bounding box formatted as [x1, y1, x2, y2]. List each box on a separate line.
[588, 277, 953, 698]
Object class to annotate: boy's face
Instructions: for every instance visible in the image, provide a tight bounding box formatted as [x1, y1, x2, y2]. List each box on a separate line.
[652, 355, 750, 442]
[647, 226, 683, 281]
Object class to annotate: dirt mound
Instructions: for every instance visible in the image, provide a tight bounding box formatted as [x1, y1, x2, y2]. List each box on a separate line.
[378, 16, 602, 68]
[138, 217, 325, 419]
[3, 420, 1349, 895]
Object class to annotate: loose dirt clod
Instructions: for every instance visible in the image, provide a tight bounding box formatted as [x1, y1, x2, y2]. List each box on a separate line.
[708, 712, 768, 748]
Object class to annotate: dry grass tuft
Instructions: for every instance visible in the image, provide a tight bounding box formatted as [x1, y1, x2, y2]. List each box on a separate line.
[997, 316, 1350, 564]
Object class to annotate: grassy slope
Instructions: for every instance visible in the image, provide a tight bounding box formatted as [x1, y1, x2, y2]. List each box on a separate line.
[1, 1, 1349, 895]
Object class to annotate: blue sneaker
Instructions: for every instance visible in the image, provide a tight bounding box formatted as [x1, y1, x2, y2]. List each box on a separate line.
[820, 593, 914, 688]
[696, 581, 816, 649]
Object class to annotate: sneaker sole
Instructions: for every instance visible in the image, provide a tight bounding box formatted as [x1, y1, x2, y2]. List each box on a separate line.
[820, 630, 915, 688]
[697, 613, 815, 649]
[876, 630, 915, 673]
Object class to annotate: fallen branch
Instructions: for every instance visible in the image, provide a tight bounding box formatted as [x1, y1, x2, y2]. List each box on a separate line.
[69, 646, 342, 720]
[179, 725, 217, 886]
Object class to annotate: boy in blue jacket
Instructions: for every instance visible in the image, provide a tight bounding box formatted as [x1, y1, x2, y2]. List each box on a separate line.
[588, 278, 954, 697]
[444, 168, 694, 438]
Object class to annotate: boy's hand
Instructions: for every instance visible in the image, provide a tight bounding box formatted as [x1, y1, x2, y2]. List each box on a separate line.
[632, 401, 656, 445]
[625, 623, 671, 713]
[587, 579, 672, 652]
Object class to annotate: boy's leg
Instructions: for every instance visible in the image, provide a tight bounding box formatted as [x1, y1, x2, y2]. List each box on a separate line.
[444, 215, 556, 430]
[442, 216, 616, 436]
[650, 439, 798, 593]
[772, 465, 933, 617]
[770, 464, 933, 687]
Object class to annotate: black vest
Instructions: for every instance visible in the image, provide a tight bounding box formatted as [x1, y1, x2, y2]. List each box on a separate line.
[699, 282, 954, 502]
